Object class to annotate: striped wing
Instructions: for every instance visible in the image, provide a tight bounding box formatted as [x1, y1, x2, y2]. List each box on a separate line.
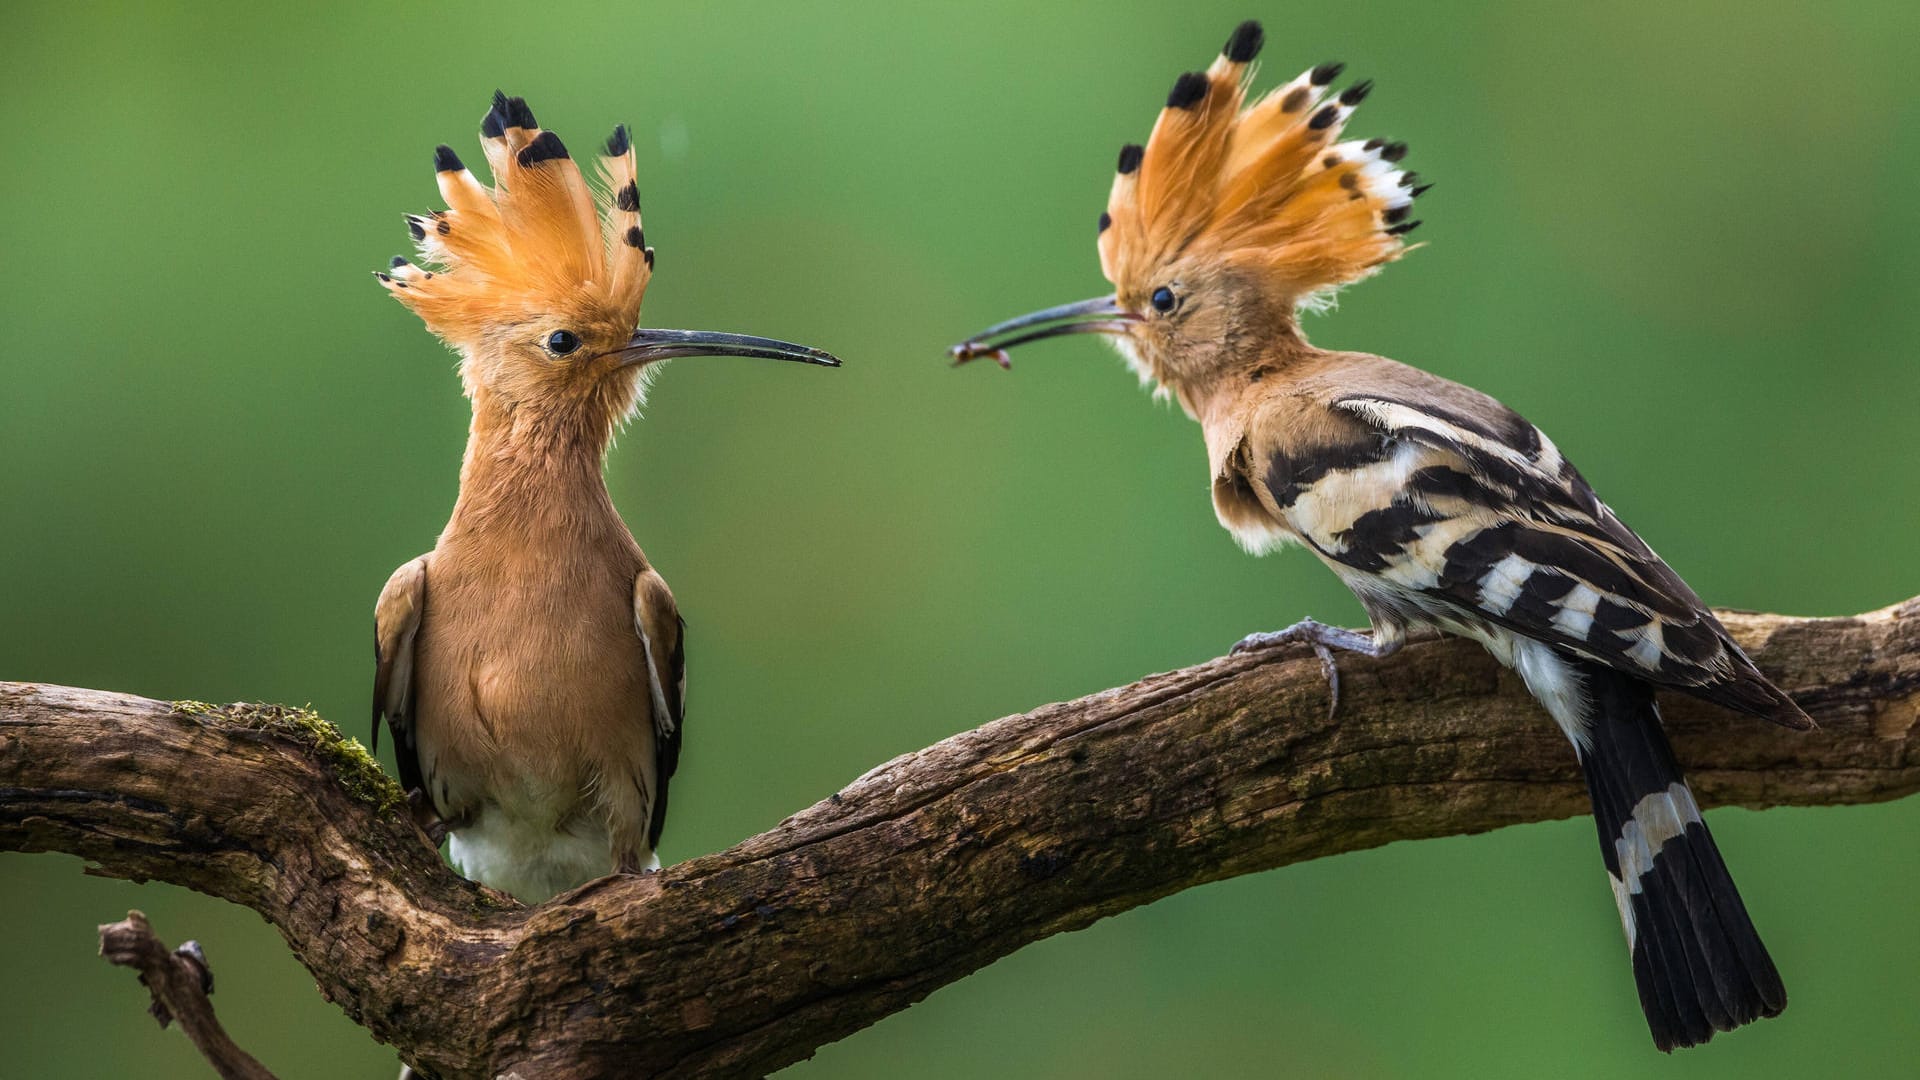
[633, 569, 687, 851]
[372, 555, 430, 795]
[1281, 395, 1807, 727]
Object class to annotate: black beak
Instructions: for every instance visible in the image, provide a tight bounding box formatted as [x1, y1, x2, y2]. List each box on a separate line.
[948, 295, 1139, 369]
[616, 328, 841, 368]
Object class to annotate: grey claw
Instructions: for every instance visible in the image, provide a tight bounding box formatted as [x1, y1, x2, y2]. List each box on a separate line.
[1231, 631, 1280, 655]
[1310, 641, 1342, 719]
[406, 788, 450, 847]
[1231, 618, 1376, 718]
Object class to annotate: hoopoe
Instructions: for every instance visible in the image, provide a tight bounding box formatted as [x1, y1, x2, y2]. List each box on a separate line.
[952, 21, 1809, 1050]
[371, 92, 839, 903]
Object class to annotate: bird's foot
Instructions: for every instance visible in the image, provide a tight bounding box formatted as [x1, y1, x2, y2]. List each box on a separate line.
[405, 789, 450, 848]
[1230, 618, 1398, 719]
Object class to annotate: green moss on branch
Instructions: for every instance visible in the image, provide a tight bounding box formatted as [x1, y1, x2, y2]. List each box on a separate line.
[170, 699, 405, 813]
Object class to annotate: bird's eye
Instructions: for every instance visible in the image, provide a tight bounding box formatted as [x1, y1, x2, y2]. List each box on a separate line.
[545, 329, 581, 356]
[1150, 286, 1178, 314]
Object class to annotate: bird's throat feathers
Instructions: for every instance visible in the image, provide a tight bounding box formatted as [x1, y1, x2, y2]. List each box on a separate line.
[1119, 300, 1315, 420]
[449, 370, 642, 535]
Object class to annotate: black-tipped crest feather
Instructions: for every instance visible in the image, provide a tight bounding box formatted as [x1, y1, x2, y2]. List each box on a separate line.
[1223, 21, 1264, 63]
[1167, 72, 1210, 110]
[516, 130, 570, 166]
[1098, 23, 1425, 305]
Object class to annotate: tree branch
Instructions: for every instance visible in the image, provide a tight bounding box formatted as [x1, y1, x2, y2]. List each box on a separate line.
[98, 910, 280, 1080]
[4, 598, 1917, 1078]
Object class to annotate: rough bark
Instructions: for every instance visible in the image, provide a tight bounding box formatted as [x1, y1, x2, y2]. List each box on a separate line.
[3, 598, 1917, 1079]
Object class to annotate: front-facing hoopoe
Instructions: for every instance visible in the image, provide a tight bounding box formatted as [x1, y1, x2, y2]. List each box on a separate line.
[372, 92, 839, 903]
[952, 21, 1809, 1050]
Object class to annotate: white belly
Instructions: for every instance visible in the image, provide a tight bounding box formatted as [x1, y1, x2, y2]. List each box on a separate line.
[448, 805, 655, 903]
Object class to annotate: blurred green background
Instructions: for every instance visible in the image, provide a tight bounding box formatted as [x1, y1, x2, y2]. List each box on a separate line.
[4, 1, 1918, 1076]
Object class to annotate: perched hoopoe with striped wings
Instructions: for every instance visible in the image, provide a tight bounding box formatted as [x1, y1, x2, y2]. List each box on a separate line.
[952, 21, 1810, 1050]
[372, 92, 839, 903]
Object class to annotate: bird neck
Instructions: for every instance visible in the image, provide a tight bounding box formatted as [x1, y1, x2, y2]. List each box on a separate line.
[1165, 317, 1317, 419]
[446, 387, 623, 540]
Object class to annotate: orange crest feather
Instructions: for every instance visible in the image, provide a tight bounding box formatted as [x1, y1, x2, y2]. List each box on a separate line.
[376, 93, 655, 346]
[1098, 22, 1428, 307]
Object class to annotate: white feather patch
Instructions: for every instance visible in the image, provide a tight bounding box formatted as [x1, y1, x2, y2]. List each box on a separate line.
[1625, 621, 1666, 672]
[1615, 782, 1704, 893]
[1509, 635, 1593, 750]
[1379, 514, 1480, 590]
[1336, 399, 1541, 474]
[1551, 582, 1601, 640]
[1287, 440, 1426, 542]
[1476, 553, 1537, 615]
[1608, 872, 1638, 951]
[1223, 516, 1298, 556]
[634, 610, 674, 740]
[449, 806, 619, 903]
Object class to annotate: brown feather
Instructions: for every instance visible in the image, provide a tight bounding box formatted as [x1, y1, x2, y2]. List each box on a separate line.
[369, 94, 680, 901]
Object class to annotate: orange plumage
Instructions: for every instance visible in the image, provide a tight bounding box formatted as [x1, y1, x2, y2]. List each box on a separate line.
[368, 92, 837, 904]
[1098, 23, 1426, 311]
[377, 92, 653, 354]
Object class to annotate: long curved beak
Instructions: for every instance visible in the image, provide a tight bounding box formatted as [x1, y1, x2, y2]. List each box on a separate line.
[947, 295, 1139, 369]
[616, 328, 841, 368]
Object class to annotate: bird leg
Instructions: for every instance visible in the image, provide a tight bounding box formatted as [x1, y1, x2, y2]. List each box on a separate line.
[405, 789, 450, 848]
[1230, 618, 1401, 718]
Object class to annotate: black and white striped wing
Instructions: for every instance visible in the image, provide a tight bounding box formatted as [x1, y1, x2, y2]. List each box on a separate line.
[1296, 395, 1807, 727]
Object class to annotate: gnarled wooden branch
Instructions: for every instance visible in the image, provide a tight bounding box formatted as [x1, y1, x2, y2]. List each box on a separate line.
[4, 598, 1918, 1079]
[98, 910, 280, 1080]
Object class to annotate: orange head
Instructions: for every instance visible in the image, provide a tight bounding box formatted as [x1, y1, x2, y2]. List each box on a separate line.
[952, 21, 1429, 394]
[380, 92, 837, 424]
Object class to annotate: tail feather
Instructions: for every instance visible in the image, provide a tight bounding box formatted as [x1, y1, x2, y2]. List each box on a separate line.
[1629, 869, 1715, 1041]
[1621, 905, 1685, 1048]
[1588, 743, 1715, 1042]
[1574, 657, 1786, 1050]
[1674, 820, 1785, 1021]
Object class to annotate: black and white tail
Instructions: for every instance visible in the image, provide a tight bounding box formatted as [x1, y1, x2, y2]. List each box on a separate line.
[1573, 658, 1787, 1050]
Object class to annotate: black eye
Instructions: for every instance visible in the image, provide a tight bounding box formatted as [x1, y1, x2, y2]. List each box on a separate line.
[545, 329, 581, 356]
[1150, 286, 1177, 313]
